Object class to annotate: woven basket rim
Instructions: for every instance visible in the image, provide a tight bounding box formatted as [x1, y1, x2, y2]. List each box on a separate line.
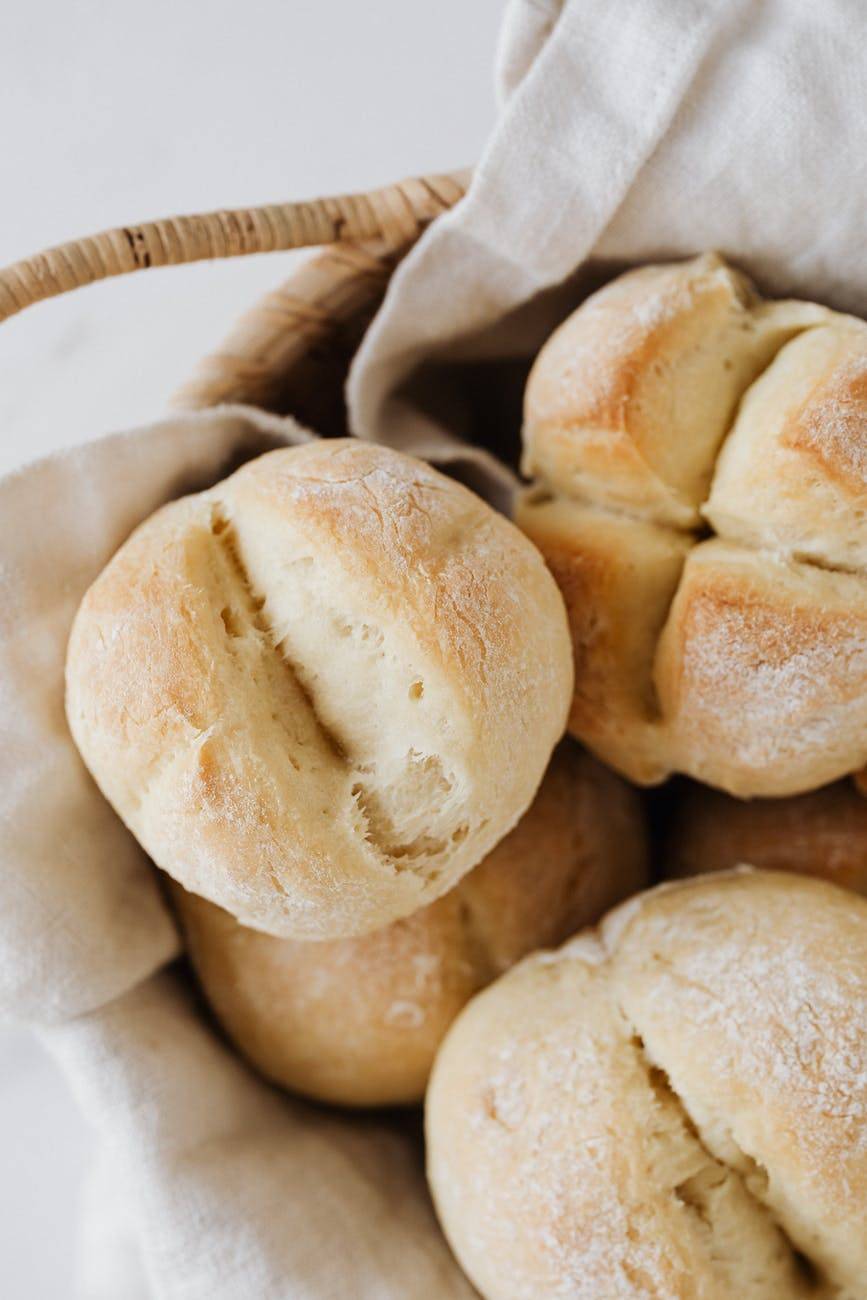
[0, 170, 469, 326]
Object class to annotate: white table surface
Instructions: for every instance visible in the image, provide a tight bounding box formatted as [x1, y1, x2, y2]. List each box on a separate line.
[0, 2, 503, 1293]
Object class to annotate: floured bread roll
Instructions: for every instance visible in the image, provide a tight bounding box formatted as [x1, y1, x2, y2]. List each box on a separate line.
[518, 253, 867, 796]
[427, 872, 867, 1300]
[66, 439, 572, 940]
[169, 742, 647, 1106]
[664, 780, 867, 895]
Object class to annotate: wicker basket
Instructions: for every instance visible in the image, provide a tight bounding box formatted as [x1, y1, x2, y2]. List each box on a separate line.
[0, 173, 468, 436]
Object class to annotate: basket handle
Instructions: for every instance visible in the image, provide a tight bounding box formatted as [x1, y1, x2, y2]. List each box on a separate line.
[0, 171, 468, 325]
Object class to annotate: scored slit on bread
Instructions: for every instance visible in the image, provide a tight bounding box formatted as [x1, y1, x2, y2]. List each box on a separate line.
[518, 254, 867, 796]
[66, 439, 573, 940]
[427, 872, 867, 1299]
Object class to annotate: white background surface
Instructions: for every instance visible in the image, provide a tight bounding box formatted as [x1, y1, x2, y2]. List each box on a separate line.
[0, 3, 503, 1294]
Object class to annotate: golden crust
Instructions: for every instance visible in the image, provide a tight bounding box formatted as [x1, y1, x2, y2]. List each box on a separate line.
[66, 440, 573, 940]
[427, 871, 867, 1299]
[520, 254, 867, 796]
[706, 319, 867, 571]
[170, 743, 648, 1106]
[780, 329, 867, 494]
[664, 779, 867, 893]
[656, 541, 867, 796]
[522, 254, 825, 528]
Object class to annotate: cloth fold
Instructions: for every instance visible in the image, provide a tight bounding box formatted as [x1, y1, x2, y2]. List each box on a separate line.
[5, 0, 867, 1294]
[349, 0, 867, 458]
[48, 973, 474, 1300]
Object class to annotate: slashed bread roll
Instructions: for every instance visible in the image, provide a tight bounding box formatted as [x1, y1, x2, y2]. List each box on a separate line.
[518, 253, 867, 796]
[664, 779, 867, 894]
[67, 439, 573, 940]
[169, 742, 648, 1106]
[427, 872, 867, 1299]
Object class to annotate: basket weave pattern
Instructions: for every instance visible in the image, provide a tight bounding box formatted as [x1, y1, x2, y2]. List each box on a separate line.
[0, 172, 467, 417]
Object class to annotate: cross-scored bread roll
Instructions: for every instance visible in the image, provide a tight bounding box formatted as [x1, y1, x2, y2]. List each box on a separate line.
[519, 253, 867, 796]
[427, 872, 867, 1299]
[66, 439, 573, 940]
[169, 742, 648, 1106]
[664, 779, 867, 894]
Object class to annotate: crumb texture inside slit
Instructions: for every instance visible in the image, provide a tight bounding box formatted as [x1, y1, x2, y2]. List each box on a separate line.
[426, 874, 867, 1300]
[219, 478, 471, 877]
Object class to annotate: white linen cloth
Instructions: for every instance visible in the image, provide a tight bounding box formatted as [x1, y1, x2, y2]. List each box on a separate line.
[350, 0, 867, 452]
[4, 1, 867, 1295]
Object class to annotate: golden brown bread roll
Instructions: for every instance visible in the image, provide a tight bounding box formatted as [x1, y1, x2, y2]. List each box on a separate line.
[170, 742, 648, 1106]
[66, 439, 573, 940]
[664, 779, 867, 894]
[518, 252, 867, 797]
[427, 872, 867, 1299]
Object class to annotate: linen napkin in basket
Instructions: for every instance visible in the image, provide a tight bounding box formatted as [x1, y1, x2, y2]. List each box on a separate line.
[6, 0, 867, 1296]
[350, 0, 867, 457]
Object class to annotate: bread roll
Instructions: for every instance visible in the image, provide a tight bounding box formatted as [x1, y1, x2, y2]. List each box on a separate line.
[66, 439, 573, 940]
[427, 872, 867, 1299]
[664, 779, 867, 894]
[519, 253, 867, 797]
[170, 742, 648, 1106]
